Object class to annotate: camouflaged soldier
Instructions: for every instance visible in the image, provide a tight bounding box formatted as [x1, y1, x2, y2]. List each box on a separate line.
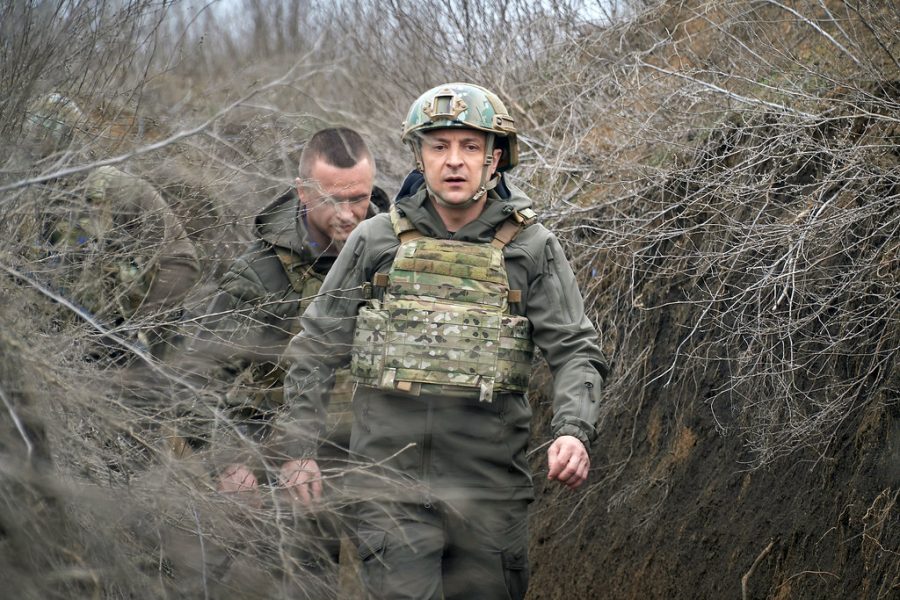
[22, 94, 201, 360]
[279, 83, 608, 599]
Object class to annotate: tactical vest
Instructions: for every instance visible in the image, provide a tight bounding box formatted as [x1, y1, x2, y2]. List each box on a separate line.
[272, 248, 354, 439]
[351, 206, 537, 402]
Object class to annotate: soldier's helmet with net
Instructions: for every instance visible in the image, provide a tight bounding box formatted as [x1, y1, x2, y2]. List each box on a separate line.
[22, 93, 86, 158]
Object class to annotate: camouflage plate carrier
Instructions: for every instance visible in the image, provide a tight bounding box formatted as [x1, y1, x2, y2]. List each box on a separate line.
[351, 206, 537, 402]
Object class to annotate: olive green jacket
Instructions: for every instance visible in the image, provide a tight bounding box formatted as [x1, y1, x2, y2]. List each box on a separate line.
[189, 187, 386, 419]
[192, 189, 335, 373]
[281, 172, 607, 501]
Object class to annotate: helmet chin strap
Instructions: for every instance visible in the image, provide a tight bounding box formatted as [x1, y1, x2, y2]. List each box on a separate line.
[415, 133, 499, 209]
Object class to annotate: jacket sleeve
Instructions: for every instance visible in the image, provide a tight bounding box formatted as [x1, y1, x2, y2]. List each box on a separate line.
[276, 224, 372, 458]
[142, 189, 200, 312]
[187, 251, 288, 374]
[525, 230, 607, 447]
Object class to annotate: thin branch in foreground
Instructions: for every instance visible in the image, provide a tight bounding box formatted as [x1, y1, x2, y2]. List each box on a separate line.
[0, 59, 328, 197]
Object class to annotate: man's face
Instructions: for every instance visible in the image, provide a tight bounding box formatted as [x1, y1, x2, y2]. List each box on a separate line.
[296, 157, 374, 250]
[420, 129, 502, 205]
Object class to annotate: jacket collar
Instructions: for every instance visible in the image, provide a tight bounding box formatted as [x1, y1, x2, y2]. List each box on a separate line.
[255, 186, 384, 258]
[393, 170, 533, 243]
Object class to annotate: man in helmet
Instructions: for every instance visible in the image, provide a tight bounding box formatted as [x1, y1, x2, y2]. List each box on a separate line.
[277, 83, 607, 599]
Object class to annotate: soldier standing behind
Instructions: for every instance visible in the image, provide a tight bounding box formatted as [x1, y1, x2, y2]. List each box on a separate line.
[183, 127, 386, 596]
[278, 83, 608, 598]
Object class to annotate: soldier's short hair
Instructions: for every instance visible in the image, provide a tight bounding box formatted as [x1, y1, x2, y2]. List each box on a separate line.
[299, 127, 373, 178]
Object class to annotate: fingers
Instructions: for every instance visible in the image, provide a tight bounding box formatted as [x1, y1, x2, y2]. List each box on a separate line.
[547, 436, 590, 490]
[295, 476, 323, 505]
[215, 460, 325, 508]
[310, 473, 323, 502]
[295, 477, 312, 505]
[217, 463, 259, 493]
[216, 463, 262, 508]
[280, 459, 323, 506]
[560, 453, 589, 489]
[555, 451, 587, 488]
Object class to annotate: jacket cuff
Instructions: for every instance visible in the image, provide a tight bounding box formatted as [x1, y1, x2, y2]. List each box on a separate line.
[553, 421, 595, 447]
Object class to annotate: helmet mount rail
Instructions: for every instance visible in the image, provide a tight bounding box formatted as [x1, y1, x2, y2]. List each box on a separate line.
[422, 90, 468, 121]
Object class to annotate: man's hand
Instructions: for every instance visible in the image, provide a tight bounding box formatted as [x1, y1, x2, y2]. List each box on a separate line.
[279, 459, 323, 506]
[547, 435, 590, 490]
[217, 463, 261, 508]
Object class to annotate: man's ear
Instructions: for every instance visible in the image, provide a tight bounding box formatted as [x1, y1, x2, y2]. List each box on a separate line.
[295, 177, 309, 206]
[489, 148, 503, 176]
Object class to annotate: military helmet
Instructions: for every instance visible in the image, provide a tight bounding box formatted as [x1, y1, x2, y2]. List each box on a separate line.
[22, 93, 85, 155]
[401, 83, 518, 171]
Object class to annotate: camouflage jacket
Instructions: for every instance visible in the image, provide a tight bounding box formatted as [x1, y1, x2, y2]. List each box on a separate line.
[281, 171, 607, 501]
[40, 166, 200, 321]
[189, 186, 386, 436]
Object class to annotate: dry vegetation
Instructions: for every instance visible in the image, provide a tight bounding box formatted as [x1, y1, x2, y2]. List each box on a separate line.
[0, 0, 897, 598]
